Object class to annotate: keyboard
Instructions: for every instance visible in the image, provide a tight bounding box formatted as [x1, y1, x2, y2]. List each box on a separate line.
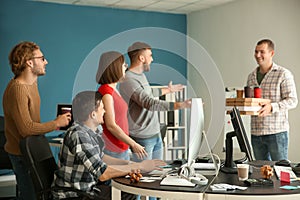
[192, 162, 216, 170]
[160, 175, 195, 187]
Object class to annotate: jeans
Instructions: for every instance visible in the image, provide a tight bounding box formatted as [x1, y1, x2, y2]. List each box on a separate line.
[131, 134, 163, 200]
[104, 149, 130, 160]
[251, 131, 288, 161]
[131, 134, 163, 161]
[8, 153, 36, 200]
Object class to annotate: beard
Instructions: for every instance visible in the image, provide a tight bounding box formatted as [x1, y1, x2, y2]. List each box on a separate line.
[32, 66, 46, 76]
[143, 63, 150, 72]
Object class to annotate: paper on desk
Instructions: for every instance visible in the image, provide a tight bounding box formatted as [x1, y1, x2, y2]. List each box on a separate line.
[210, 183, 247, 191]
[140, 179, 156, 183]
[280, 185, 300, 190]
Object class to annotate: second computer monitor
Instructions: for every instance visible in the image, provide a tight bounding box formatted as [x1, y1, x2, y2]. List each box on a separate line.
[187, 98, 205, 167]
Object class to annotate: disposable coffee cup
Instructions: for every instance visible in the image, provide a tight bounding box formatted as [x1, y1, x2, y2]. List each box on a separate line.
[237, 164, 249, 181]
[254, 87, 262, 98]
[236, 89, 244, 98]
[244, 86, 252, 98]
[61, 107, 71, 114]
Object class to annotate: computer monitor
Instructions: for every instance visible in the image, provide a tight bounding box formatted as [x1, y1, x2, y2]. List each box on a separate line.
[221, 106, 254, 173]
[187, 98, 205, 167]
[163, 98, 210, 186]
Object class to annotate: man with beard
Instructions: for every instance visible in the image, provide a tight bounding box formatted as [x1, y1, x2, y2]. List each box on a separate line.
[120, 41, 190, 162]
[2, 41, 71, 200]
[246, 39, 298, 161]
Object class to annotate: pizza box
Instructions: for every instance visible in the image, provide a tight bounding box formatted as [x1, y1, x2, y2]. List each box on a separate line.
[226, 98, 271, 115]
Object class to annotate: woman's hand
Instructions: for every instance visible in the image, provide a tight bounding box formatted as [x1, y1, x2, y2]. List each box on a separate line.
[131, 142, 148, 160]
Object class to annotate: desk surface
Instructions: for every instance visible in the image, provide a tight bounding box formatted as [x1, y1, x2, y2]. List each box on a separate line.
[112, 161, 300, 199]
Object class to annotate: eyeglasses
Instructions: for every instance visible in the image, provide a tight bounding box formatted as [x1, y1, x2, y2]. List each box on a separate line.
[32, 56, 45, 62]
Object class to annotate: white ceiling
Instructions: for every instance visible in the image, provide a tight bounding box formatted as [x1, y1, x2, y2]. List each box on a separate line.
[33, 0, 237, 14]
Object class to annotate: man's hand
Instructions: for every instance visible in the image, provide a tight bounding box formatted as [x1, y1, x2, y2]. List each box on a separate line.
[174, 99, 192, 110]
[139, 159, 166, 173]
[55, 113, 71, 128]
[168, 81, 184, 93]
[161, 81, 184, 95]
[258, 102, 272, 117]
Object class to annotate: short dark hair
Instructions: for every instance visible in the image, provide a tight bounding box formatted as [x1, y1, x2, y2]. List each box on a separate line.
[96, 51, 125, 84]
[72, 91, 102, 122]
[127, 42, 151, 64]
[8, 41, 40, 77]
[257, 39, 274, 51]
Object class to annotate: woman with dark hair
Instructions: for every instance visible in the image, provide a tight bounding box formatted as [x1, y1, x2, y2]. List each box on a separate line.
[96, 51, 147, 160]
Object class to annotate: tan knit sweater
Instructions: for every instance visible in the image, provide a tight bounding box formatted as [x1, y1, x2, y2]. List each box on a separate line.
[3, 79, 56, 155]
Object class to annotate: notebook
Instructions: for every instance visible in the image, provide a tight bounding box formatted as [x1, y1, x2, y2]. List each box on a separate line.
[273, 165, 298, 181]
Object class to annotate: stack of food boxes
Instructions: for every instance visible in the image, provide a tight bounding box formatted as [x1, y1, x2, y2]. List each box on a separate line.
[226, 98, 271, 115]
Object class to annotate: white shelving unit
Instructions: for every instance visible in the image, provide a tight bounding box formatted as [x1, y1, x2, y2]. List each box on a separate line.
[151, 85, 187, 161]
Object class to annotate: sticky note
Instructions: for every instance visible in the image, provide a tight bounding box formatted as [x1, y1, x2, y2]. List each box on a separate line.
[280, 171, 290, 183]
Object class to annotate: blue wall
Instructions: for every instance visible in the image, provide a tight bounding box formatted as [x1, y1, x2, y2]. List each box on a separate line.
[0, 0, 187, 134]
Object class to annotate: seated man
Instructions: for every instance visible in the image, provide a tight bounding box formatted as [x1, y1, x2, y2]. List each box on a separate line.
[53, 91, 165, 199]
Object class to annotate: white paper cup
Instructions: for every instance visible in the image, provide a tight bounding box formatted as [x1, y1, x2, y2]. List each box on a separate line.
[61, 107, 71, 114]
[237, 164, 249, 181]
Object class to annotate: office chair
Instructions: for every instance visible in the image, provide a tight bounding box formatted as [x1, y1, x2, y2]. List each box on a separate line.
[0, 132, 13, 170]
[19, 135, 95, 200]
[0, 116, 17, 199]
[0, 116, 13, 170]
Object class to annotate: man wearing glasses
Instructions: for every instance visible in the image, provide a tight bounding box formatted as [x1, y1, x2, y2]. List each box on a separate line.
[2, 41, 71, 200]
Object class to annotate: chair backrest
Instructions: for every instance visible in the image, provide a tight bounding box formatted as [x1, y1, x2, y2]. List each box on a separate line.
[20, 135, 58, 200]
[0, 116, 13, 170]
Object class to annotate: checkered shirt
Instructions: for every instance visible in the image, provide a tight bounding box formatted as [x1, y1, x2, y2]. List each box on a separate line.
[247, 63, 298, 136]
[53, 122, 107, 198]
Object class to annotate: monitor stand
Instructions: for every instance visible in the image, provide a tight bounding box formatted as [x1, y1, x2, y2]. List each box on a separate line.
[221, 165, 238, 174]
[196, 130, 220, 176]
[160, 131, 218, 186]
[220, 131, 238, 174]
[220, 130, 255, 174]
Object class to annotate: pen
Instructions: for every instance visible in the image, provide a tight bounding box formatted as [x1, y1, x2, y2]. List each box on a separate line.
[211, 188, 234, 191]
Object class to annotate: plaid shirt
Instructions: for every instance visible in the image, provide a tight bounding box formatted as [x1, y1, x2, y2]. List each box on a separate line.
[247, 63, 298, 136]
[53, 122, 107, 198]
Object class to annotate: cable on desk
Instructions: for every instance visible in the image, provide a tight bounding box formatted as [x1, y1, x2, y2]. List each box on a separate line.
[200, 153, 221, 200]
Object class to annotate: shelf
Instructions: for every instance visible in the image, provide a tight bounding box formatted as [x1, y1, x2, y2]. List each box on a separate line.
[167, 126, 185, 130]
[166, 147, 186, 150]
[152, 85, 187, 161]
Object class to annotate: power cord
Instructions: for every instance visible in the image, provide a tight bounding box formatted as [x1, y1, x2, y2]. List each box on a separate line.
[199, 153, 221, 200]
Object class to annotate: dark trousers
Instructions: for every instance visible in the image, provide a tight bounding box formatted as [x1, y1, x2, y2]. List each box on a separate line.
[8, 154, 36, 200]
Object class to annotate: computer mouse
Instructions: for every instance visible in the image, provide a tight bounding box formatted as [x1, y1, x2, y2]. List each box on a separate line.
[275, 159, 291, 167]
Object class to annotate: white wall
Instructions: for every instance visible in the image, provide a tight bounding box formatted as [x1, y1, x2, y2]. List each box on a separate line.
[187, 0, 300, 162]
